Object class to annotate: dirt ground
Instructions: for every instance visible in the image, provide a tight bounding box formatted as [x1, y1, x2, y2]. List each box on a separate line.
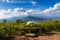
[15, 34, 60, 40]
[39, 34, 60, 40]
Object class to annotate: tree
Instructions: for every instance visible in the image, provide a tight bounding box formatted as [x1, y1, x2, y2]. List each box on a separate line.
[3, 19, 7, 24]
[16, 19, 23, 24]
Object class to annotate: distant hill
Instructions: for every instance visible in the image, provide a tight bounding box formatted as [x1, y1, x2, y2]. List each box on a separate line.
[21, 16, 47, 21]
[5, 16, 46, 21]
[0, 15, 60, 22]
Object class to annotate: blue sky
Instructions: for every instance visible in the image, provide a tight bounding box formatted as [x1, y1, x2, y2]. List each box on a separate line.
[0, 0, 60, 10]
[0, 0, 60, 19]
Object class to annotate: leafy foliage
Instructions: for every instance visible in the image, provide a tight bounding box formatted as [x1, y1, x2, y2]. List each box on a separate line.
[0, 19, 60, 37]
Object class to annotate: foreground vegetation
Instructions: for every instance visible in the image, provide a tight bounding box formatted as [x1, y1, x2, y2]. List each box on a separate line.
[0, 19, 60, 37]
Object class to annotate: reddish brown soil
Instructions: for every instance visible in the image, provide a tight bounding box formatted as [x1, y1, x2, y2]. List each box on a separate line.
[39, 34, 60, 40]
[14, 34, 60, 40]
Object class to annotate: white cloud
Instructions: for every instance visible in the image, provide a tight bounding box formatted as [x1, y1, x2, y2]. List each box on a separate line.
[14, 7, 24, 12]
[29, 2, 60, 17]
[0, 8, 28, 19]
[0, 3, 60, 19]
[31, 1, 37, 5]
[1, 0, 30, 3]
[2, 0, 37, 5]
[26, 9, 33, 13]
[2, 0, 5, 1]
[6, 0, 9, 2]
[43, 3, 60, 14]
[7, 9, 11, 13]
[2, 0, 10, 2]
[14, 8, 20, 12]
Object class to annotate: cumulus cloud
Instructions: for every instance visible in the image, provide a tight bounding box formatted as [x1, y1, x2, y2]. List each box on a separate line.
[29, 2, 60, 17]
[0, 2, 60, 19]
[43, 3, 60, 14]
[0, 8, 28, 19]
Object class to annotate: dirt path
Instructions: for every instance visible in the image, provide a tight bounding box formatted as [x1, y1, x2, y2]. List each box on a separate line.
[39, 34, 60, 40]
[15, 34, 60, 40]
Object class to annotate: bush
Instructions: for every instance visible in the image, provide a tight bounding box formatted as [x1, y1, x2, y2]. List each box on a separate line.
[0, 19, 60, 37]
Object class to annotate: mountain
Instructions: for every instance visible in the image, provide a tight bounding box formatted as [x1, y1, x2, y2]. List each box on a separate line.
[21, 16, 47, 21]
[4, 16, 43, 21]
[0, 15, 60, 22]
[3, 15, 49, 22]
